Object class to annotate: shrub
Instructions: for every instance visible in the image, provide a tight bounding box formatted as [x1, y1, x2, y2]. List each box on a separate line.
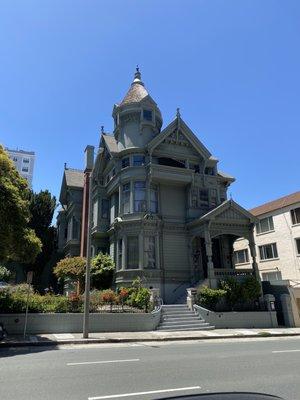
[133, 288, 151, 312]
[219, 278, 242, 310]
[100, 289, 117, 312]
[241, 276, 261, 302]
[0, 266, 11, 282]
[54, 257, 86, 294]
[196, 286, 227, 310]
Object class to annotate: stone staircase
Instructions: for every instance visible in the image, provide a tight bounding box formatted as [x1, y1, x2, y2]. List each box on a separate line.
[157, 304, 215, 331]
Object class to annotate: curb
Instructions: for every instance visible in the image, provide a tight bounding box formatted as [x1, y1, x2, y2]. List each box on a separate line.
[1, 332, 300, 348]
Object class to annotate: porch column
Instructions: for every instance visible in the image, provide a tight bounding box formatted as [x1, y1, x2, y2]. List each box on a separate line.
[248, 227, 262, 287]
[204, 229, 216, 288]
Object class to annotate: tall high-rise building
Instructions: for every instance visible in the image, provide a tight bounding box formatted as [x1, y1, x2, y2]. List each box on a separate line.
[6, 148, 35, 188]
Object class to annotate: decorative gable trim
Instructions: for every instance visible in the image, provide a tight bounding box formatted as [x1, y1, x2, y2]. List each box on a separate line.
[147, 116, 212, 159]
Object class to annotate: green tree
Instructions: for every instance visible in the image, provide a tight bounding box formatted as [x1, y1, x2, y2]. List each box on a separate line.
[91, 252, 115, 289]
[0, 145, 42, 263]
[53, 256, 86, 294]
[25, 190, 57, 287]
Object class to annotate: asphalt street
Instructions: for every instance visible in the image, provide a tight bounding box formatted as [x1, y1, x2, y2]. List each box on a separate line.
[1, 337, 300, 400]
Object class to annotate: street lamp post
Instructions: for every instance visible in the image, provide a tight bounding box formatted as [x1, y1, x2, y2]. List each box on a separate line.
[83, 173, 93, 338]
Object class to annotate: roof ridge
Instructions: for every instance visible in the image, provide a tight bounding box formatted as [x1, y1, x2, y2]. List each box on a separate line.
[250, 190, 300, 216]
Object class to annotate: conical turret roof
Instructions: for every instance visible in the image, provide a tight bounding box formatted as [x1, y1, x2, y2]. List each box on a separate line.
[119, 68, 150, 106]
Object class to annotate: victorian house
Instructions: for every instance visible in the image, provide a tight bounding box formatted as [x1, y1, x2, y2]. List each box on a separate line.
[57, 69, 260, 303]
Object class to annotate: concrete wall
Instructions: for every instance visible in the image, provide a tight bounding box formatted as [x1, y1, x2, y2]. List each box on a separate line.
[0, 309, 161, 335]
[194, 304, 278, 329]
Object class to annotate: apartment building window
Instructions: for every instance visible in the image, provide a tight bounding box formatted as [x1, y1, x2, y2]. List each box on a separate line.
[133, 155, 145, 166]
[134, 181, 146, 212]
[150, 184, 158, 213]
[262, 271, 282, 281]
[22, 167, 29, 172]
[13, 157, 18, 162]
[121, 183, 130, 214]
[23, 158, 30, 163]
[234, 249, 249, 264]
[121, 157, 130, 169]
[101, 199, 109, 219]
[291, 207, 300, 225]
[256, 216, 274, 234]
[126, 236, 139, 269]
[259, 243, 278, 260]
[295, 238, 300, 256]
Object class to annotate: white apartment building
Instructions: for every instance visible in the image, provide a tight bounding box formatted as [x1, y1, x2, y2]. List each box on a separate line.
[6, 148, 35, 188]
[234, 191, 300, 282]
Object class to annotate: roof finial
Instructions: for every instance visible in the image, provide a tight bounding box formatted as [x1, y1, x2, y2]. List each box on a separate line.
[176, 107, 181, 118]
[101, 125, 104, 134]
[133, 65, 143, 85]
[64, 162, 67, 170]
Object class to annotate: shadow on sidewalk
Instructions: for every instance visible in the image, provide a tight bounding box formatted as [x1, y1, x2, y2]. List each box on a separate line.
[0, 335, 59, 358]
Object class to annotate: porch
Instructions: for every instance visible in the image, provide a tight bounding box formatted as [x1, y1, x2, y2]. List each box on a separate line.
[187, 199, 260, 288]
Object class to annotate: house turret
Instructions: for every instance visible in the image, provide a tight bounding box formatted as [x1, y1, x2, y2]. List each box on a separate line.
[112, 68, 162, 150]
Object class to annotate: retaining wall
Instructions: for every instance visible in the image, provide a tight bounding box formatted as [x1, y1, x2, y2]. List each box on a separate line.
[0, 309, 161, 334]
[194, 304, 278, 329]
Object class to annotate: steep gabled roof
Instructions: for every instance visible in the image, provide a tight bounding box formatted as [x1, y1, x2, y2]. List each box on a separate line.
[250, 191, 300, 216]
[147, 116, 212, 159]
[64, 168, 84, 188]
[102, 134, 119, 155]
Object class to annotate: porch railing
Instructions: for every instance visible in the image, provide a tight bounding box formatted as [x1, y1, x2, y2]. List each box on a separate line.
[213, 268, 253, 278]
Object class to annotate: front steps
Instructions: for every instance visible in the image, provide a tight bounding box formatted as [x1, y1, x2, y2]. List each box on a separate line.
[157, 304, 215, 331]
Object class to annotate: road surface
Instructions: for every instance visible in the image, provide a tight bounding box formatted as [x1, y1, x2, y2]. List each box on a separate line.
[1, 336, 300, 400]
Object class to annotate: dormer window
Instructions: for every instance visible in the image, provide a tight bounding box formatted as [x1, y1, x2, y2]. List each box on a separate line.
[121, 157, 130, 169]
[143, 109, 152, 121]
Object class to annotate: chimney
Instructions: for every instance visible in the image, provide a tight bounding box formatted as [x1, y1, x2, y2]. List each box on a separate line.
[84, 145, 94, 171]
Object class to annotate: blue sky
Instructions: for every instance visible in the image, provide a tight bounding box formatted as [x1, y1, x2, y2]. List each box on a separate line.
[0, 0, 299, 210]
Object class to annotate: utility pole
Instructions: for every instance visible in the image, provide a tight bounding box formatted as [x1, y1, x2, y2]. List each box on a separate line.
[83, 173, 93, 338]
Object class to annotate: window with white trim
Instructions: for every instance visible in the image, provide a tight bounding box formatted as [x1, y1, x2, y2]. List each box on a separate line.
[259, 243, 278, 260]
[134, 181, 146, 212]
[295, 238, 300, 256]
[101, 199, 109, 219]
[262, 271, 282, 281]
[291, 207, 300, 225]
[234, 249, 249, 264]
[126, 236, 139, 269]
[23, 158, 30, 163]
[22, 167, 29, 172]
[256, 216, 274, 234]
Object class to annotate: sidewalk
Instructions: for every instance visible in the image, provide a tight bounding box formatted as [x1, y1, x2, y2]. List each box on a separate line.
[1, 328, 300, 348]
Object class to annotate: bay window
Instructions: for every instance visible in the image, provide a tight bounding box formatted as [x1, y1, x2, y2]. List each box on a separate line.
[127, 236, 139, 269]
[122, 183, 130, 214]
[134, 181, 146, 212]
